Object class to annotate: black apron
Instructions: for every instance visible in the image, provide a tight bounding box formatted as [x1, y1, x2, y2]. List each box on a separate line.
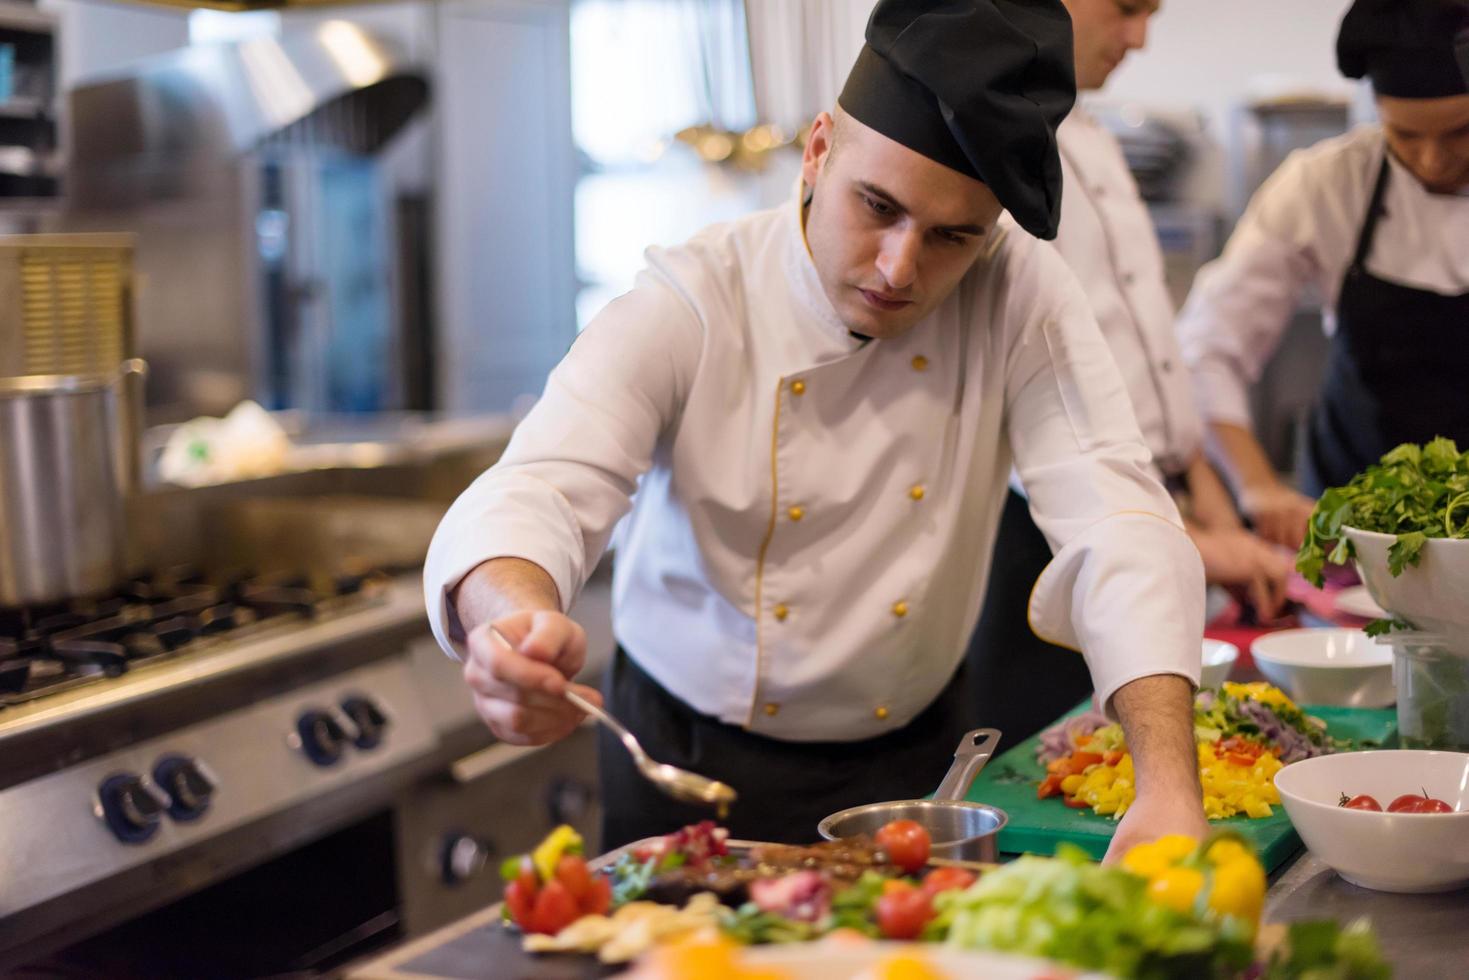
[598, 647, 971, 850]
[1302, 156, 1469, 495]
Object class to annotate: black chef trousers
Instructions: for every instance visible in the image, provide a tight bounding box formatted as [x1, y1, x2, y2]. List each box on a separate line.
[598, 647, 971, 850]
[963, 488, 1095, 744]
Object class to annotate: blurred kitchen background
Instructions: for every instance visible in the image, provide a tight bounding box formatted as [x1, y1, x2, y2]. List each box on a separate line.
[0, 0, 1365, 975]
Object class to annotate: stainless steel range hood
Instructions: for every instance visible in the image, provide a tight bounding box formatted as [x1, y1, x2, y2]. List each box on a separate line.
[69, 21, 428, 206]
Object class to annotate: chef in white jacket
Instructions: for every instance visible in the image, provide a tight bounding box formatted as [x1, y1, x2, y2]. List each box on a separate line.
[968, 0, 1292, 742]
[1178, 0, 1469, 548]
[425, 0, 1208, 855]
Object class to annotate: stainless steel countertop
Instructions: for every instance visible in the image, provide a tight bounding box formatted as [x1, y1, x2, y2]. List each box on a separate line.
[1266, 852, 1469, 978]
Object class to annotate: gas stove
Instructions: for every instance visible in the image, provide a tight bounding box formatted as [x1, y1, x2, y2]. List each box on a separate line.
[0, 567, 443, 967]
[0, 566, 390, 708]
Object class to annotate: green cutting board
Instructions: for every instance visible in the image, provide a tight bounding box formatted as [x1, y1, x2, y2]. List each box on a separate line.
[964, 704, 1398, 873]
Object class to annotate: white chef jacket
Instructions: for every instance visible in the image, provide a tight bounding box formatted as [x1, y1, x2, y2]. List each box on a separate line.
[1178, 124, 1469, 428]
[1046, 109, 1204, 479]
[424, 185, 1204, 742]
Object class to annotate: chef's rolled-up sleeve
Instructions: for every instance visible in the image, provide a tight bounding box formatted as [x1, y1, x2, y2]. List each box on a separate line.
[1004, 256, 1204, 714]
[423, 272, 703, 659]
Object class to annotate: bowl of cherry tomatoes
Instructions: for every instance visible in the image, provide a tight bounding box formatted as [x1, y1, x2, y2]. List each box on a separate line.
[1273, 749, 1469, 893]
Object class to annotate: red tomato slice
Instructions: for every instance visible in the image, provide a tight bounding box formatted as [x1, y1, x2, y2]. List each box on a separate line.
[554, 854, 592, 902]
[581, 874, 613, 916]
[529, 878, 580, 935]
[504, 880, 535, 930]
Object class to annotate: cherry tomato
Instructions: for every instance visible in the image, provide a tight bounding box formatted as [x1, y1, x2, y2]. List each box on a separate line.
[875, 881, 934, 940]
[1338, 793, 1382, 811]
[1386, 793, 1457, 816]
[554, 854, 592, 902]
[581, 874, 613, 916]
[1387, 790, 1453, 813]
[876, 819, 932, 873]
[920, 867, 977, 899]
[529, 878, 581, 935]
[504, 879, 536, 930]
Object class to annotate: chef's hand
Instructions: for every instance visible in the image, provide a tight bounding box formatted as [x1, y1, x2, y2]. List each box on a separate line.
[1238, 482, 1316, 551]
[462, 610, 603, 746]
[1190, 527, 1293, 619]
[1103, 790, 1210, 865]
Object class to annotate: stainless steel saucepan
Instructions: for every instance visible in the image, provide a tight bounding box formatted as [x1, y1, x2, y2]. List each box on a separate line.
[817, 727, 1006, 863]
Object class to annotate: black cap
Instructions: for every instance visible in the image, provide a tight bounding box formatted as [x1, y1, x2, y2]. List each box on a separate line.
[837, 0, 1075, 240]
[1337, 0, 1469, 98]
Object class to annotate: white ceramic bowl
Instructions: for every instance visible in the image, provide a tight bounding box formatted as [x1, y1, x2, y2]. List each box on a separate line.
[1250, 629, 1395, 707]
[1345, 528, 1469, 635]
[1274, 750, 1469, 892]
[1199, 638, 1239, 690]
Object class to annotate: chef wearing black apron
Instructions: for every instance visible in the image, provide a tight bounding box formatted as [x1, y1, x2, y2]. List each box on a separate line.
[1305, 147, 1469, 494]
[1179, 0, 1469, 528]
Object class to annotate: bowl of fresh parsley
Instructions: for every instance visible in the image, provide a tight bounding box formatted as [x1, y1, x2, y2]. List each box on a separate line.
[1298, 438, 1469, 636]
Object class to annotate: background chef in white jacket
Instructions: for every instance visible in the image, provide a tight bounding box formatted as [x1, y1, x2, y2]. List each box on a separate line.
[967, 0, 1293, 743]
[1178, 0, 1469, 548]
[424, 0, 1208, 856]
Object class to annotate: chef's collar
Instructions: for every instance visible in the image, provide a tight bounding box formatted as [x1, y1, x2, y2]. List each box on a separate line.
[1337, 0, 1469, 98]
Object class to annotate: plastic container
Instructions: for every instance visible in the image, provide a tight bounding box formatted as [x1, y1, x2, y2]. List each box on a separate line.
[1384, 631, 1469, 751]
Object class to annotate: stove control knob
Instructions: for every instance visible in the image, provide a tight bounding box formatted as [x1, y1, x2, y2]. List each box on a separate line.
[440, 833, 492, 885]
[295, 709, 349, 766]
[340, 696, 390, 750]
[97, 772, 167, 843]
[153, 755, 216, 821]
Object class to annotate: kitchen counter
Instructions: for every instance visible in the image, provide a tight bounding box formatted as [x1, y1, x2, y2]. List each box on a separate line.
[1264, 851, 1467, 980]
[347, 848, 1468, 980]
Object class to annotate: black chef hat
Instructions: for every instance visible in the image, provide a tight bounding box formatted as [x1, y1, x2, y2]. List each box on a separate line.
[1337, 0, 1469, 98]
[837, 0, 1075, 240]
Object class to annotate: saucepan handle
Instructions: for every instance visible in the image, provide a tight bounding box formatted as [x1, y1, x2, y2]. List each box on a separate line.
[932, 728, 1002, 802]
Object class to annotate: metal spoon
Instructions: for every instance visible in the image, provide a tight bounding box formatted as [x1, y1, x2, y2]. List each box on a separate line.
[487, 625, 738, 812]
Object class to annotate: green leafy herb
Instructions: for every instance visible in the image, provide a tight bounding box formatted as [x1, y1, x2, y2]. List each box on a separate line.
[718, 903, 820, 945]
[1263, 919, 1391, 980]
[826, 870, 889, 937]
[1363, 616, 1413, 638]
[939, 844, 1256, 980]
[1298, 438, 1469, 587]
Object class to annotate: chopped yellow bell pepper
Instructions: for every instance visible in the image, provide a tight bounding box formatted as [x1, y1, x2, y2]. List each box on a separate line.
[1147, 866, 1205, 914]
[532, 824, 584, 883]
